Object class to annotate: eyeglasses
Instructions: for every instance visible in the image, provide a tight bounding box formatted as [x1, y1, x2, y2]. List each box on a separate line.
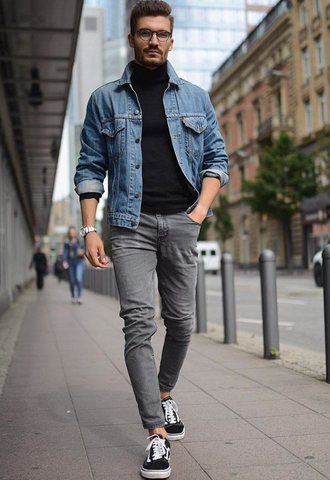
[134, 29, 172, 42]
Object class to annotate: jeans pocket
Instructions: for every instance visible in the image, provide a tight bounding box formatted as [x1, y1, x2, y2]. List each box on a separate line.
[184, 211, 202, 226]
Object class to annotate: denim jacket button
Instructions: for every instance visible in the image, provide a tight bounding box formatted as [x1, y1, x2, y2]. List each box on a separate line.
[135, 164, 140, 169]
[131, 220, 136, 226]
[134, 110, 139, 115]
[134, 193, 140, 198]
[135, 138, 140, 143]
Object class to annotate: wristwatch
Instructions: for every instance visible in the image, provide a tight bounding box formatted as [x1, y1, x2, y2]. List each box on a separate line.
[79, 226, 97, 237]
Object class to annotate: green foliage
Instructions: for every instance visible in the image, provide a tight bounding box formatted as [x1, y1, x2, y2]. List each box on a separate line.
[269, 347, 280, 358]
[213, 196, 234, 245]
[242, 132, 317, 221]
[198, 217, 211, 241]
[313, 125, 330, 191]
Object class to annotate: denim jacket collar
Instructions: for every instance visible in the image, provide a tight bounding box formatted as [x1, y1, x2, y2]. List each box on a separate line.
[116, 60, 184, 86]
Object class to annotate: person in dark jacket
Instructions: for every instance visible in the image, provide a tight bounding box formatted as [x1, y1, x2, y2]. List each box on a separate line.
[53, 255, 64, 283]
[30, 246, 48, 290]
[62, 227, 85, 304]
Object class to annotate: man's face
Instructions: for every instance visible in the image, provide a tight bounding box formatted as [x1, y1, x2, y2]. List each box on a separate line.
[128, 16, 174, 69]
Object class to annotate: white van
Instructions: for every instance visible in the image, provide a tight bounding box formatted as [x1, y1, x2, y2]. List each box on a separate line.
[197, 241, 221, 274]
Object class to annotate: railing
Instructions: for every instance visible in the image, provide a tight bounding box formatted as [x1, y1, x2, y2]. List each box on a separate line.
[257, 114, 293, 140]
[84, 264, 119, 299]
[212, 0, 290, 85]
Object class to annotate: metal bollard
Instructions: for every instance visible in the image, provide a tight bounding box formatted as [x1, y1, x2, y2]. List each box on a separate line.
[322, 245, 330, 383]
[196, 255, 207, 333]
[221, 253, 237, 344]
[259, 250, 280, 359]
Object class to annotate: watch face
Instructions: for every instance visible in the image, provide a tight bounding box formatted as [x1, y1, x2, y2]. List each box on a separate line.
[79, 227, 86, 237]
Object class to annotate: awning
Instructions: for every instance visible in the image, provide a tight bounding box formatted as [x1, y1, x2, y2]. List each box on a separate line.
[0, 0, 83, 235]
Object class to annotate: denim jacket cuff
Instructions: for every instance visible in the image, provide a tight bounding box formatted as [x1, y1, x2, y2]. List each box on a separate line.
[199, 169, 229, 188]
[74, 179, 105, 196]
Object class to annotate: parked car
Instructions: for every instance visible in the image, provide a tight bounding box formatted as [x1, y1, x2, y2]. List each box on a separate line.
[197, 241, 221, 274]
[312, 234, 330, 287]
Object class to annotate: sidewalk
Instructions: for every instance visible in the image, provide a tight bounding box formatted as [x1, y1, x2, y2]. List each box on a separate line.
[1, 277, 330, 480]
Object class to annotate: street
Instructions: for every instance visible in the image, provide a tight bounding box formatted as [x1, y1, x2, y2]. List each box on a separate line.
[205, 271, 325, 355]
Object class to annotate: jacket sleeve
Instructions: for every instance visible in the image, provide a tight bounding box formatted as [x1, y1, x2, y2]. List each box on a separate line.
[74, 93, 107, 196]
[200, 92, 229, 188]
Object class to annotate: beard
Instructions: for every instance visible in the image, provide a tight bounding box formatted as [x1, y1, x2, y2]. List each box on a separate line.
[134, 46, 167, 68]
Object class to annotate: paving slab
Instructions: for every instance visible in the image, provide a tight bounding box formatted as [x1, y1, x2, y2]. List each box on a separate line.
[207, 386, 286, 404]
[249, 413, 330, 437]
[275, 433, 330, 462]
[309, 461, 330, 479]
[1, 277, 330, 479]
[271, 383, 330, 413]
[183, 437, 299, 469]
[206, 463, 327, 480]
[226, 398, 313, 419]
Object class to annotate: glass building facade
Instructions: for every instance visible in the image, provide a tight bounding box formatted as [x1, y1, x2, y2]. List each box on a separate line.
[168, 0, 247, 90]
[85, 0, 124, 39]
[125, 0, 278, 91]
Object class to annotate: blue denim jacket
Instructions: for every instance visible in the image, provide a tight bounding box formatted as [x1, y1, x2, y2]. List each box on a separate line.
[74, 61, 229, 229]
[63, 240, 84, 263]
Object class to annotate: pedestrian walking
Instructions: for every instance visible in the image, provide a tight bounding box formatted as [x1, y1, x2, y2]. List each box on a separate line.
[74, 1, 229, 477]
[53, 254, 64, 283]
[62, 227, 85, 304]
[29, 246, 48, 291]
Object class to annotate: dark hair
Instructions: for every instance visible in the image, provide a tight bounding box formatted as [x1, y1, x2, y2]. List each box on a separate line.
[130, 0, 174, 34]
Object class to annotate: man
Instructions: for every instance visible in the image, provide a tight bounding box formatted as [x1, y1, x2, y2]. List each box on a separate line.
[74, 1, 228, 478]
[29, 246, 48, 291]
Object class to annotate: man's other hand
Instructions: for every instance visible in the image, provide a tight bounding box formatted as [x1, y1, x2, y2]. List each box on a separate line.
[187, 204, 207, 225]
[84, 232, 109, 268]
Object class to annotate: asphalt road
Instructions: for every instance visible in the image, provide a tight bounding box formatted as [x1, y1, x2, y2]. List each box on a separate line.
[205, 271, 325, 355]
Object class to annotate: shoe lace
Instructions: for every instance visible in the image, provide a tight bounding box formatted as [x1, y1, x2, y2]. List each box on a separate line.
[146, 435, 166, 461]
[163, 399, 179, 424]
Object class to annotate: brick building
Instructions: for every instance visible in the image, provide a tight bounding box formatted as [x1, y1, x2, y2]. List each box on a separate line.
[210, 0, 330, 268]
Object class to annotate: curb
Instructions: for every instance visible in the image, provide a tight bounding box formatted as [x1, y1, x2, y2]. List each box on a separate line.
[203, 321, 326, 381]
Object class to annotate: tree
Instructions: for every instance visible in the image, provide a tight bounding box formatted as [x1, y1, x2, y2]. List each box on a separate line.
[198, 217, 211, 241]
[242, 132, 317, 268]
[213, 196, 234, 251]
[313, 125, 330, 191]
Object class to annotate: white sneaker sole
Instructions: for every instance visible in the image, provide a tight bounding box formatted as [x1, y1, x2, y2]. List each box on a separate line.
[166, 427, 185, 441]
[140, 466, 171, 479]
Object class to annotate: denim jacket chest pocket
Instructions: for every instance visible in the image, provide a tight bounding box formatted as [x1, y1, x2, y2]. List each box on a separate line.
[183, 116, 207, 160]
[101, 118, 126, 162]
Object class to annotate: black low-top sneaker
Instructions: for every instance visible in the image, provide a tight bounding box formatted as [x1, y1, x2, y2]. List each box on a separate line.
[140, 434, 171, 479]
[161, 396, 185, 441]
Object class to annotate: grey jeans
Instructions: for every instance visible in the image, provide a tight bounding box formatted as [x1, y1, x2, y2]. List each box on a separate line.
[109, 211, 200, 429]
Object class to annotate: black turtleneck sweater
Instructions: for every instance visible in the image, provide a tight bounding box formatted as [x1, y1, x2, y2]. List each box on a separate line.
[131, 62, 195, 214]
[80, 62, 196, 214]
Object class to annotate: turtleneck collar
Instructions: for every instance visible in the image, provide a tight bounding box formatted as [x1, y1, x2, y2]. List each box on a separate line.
[131, 61, 168, 84]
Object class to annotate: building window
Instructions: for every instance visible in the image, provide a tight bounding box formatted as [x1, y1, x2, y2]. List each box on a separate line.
[275, 89, 282, 120]
[304, 98, 312, 134]
[237, 113, 245, 146]
[85, 17, 97, 31]
[302, 47, 310, 82]
[314, 0, 321, 15]
[299, 0, 307, 27]
[318, 91, 327, 127]
[315, 36, 324, 73]
[253, 101, 262, 131]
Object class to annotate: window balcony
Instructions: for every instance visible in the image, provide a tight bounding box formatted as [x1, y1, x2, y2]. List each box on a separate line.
[257, 114, 294, 142]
